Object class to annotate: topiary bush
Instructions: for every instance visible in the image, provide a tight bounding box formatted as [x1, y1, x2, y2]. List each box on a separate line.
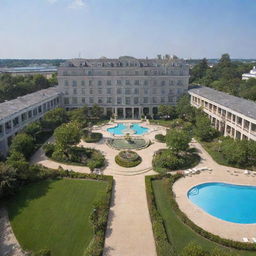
[155, 134, 166, 143]
[115, 151, 142, 168]
[83, 132, 103, 143]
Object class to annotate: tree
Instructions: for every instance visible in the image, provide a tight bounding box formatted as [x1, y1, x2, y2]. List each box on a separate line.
[190, 58, 209, 83]
[181, 242, 206, 256]
[9, 133, 35, 159]
[54, 121, 81, 150]
[23, 121, 42, 138]
[0, 162, 17, 198]
[68, 105, 89, 127]
[166, 129, 191, 154]
[91, 104, 104, 119]
[42, 108, 68, 130]
[158, 105, 177, 120]
[176, 95, 196, 122]
[194, 114, 217, 141]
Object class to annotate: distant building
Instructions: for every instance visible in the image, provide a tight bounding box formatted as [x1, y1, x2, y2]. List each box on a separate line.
[242, 66, 256, 80]
[57, 55, 189, 118]
[0, 87, 61, 157]
[0, 66, 57, 79]
[189, 86, 256, 141]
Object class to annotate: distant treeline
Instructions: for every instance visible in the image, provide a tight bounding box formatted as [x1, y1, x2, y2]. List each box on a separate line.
[0, 59, 66, 68]
[0, 73, 57, 103]
[190, 53, 256, 101]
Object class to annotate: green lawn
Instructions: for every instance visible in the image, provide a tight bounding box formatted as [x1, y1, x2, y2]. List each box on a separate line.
[6, 179, 108, 256]
[152, 179, 255, 256]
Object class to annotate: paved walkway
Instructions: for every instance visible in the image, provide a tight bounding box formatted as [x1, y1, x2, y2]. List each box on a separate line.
[173, 139, 256, 242]
[0, 208, 26, 256]
[30, 121, 166, 256]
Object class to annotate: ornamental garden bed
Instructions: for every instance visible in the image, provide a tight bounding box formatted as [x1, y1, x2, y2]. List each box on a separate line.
[115, 150, 142, 168]
[83, 130, 103, 143]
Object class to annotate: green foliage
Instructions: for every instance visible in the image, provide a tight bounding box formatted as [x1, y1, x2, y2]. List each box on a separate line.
[195, 113, 218, 141]
[155, 134, 166, 143]
[176, 95, 196, 122]
[166, 129, 191, 153]
[34, 249, 51, 256]
[0, 73, 55, 103]
[91, 104, 104, 119]
[0, 162, 17, 198]
[181, 242, 207, 256]
[42, 108, 69, 130]
[158, 105, 177, 120]
[83, 132, 103, 143]
[54, 121, 81, 150]
[9, 133, 35, 159]
[68, 105, 89, 127]
[190, 54, 256, 101]
[115, 151, 142, 168]
[23, 121, 42, 137]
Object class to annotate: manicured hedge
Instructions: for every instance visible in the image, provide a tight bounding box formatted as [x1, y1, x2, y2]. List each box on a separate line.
[146, 174, 256, 254]
[115, 151, 142, 168]
[83, 132, 103, 143]
[145, 174, 176, 256]
[155, 134, 166, 143]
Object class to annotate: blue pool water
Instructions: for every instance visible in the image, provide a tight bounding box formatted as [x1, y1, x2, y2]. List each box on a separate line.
[188, 182, 256, 224]
[107, 123, 149, 135]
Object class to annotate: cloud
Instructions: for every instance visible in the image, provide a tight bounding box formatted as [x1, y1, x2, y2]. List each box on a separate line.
[68, 0, 86, 9]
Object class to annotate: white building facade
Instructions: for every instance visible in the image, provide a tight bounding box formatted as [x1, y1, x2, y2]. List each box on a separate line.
[242, 66, 256, 80]
[189, 87, 256, 141]
[57, 56, 189, 118]
[0, 87, 61, 157]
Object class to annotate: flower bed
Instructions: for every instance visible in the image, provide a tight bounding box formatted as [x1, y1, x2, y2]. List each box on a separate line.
[115, 150, 142, 168]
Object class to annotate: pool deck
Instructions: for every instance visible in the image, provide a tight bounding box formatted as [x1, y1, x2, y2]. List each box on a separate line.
[173, 140, 256, 242]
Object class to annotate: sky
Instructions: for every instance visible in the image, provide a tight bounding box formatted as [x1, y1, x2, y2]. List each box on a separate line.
[0, 0, 255, 59]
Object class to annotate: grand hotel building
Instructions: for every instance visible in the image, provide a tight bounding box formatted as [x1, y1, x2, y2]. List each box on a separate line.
[57, 55, 189, 118]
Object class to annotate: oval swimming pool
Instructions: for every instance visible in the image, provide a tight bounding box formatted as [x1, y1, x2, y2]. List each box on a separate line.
[187, 182, 256, 224]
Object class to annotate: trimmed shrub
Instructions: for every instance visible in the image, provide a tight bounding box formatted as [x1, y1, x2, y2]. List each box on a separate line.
[84, 132, 103, 143]
[155, 134, 166, 143]
[115, 151, 142, 168]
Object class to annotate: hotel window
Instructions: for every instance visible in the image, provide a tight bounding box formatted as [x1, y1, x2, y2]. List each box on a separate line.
[135, 71, 139, 75]
[81, 80, 85, 86]
[144, 88, 148, 94]
[153, 88, 157, 94]
[161, 89, 165, 95]
[134, 80, 139, 85]
[143, 97, 148, 103]
[169, 89, 173, 94]
[28, 110, 32, 118]
[73, 88, 77, 94]
[64, 80, 69, 86]
[117, 80, 122, 85]
[134, 88, 139, 94]
[98, 88, 102, 94]
[125, 80, 130, 85]
[168, 96, 173, 102]
[125, 97, 131, 104]
[117, 88, 122, 94]
[161, 97, 165, 103]
[169, 80, 174, 85]
[98, 98, 103, 104]
[72, 97, 78, 104]
[89, 80, 93, 86]
[107, 88, 112, 94]
[107, 97, 112, 103]
[90, 88, 93, 94]
[82, 88, 86, 95]
[88, 71, 92, 76]
[107, 80, 112, 86]
[89, 97, 94, 104]
[107, 71, 111, 76]
[33, 108, 37, 116]
[64, 98, 69, 105]
[125, 88, 131, 94]
[38, 106, 42, 113]
[72, 80, 77, 86]
[134, 97, 139, 104]
[152, 97, 157, 103]
[161, 81, 166, 86]
[144, 80, 148, 86]
[82, 97, 86, 104]
[21, 113, 27, 122]
[117, 97, 122, 104]
[98, 80, 102, 86]
[144, 71, 148, 76]
[63, 71, 68, 76]
[177, 80, 183, 86]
